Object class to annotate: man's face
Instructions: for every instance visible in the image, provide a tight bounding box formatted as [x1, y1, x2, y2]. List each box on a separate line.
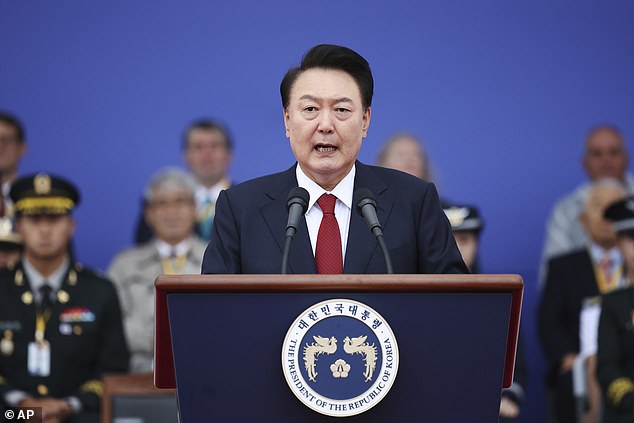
[580, 186, 625, 247]
[0, 248, 21, 269]
[145, 188, 197, 245]
[452, 231, 478, 272]
[17, 215, 74, 262]
[583, 129, 628, 181]
[617, 236, 634, 278]
[284, 68, 371, 190]
[183, 129, 232, 187]
[0, 122, 26, 176]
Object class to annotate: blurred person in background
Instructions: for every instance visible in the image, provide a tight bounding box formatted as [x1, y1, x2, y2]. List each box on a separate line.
[110, 168, 207, 373]
[539, 125, 632, 287]
[0, 111, 28, 218]
[135, 119, 234, 244]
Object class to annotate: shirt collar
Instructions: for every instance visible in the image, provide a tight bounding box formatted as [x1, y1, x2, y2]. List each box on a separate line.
[195, 177, 231, 204]
[155, 238, 192, 258]
[295, 164, 355, 212]
[1, 181, 12, 197]
[22, 257, 70, 293]
[588, 243, 622, 266]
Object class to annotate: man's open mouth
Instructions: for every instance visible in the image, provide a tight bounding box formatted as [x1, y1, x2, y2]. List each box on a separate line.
[315, 144, 337, 152]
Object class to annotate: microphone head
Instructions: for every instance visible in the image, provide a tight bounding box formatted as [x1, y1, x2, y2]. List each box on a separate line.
[286, 187, 310, 213]
[353, 188, 377, 213]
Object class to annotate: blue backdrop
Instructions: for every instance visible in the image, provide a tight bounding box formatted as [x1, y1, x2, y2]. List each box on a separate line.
[2, 1, 633, 421]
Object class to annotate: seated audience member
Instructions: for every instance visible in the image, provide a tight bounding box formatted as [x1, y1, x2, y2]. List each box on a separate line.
[0, 173, 129, 423]
[0, 217, 22, 269]
[597, 196, 634, 423]
[443, 203, 526, 422]
[135, 119, 234, 244]
[376, 132, 432, 181]
[538, 179, 627, 423]
[540, 125, 633, 287]
[109, 168, 207, 373]
[0, 111, 28, 218]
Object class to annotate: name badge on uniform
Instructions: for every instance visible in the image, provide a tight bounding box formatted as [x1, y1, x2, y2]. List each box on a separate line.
[28, 341, 50, 377]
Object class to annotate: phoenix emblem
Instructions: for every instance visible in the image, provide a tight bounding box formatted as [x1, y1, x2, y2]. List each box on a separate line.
[304, 336, 337, 382]
[343, 335, 378, 382]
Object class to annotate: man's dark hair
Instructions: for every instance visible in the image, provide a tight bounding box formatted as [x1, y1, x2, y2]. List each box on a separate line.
[280, 44, 374, 111]
[182, 119, 233, 151]
[0, 111, 26, 143]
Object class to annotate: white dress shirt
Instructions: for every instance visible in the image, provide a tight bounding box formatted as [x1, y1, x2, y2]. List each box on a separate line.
[296, 164, 355, 265]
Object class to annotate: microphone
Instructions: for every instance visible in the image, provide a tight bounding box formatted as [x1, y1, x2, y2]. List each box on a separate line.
[281, 187, 310, 274]
[354, 188, 394, 274]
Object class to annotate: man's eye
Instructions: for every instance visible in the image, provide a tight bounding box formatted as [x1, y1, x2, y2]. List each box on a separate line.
[336, 108, 350, 113]
[304, 106, 317, 112]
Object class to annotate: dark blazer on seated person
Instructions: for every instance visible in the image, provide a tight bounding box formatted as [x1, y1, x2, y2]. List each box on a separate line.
[202, 161, 468, 274]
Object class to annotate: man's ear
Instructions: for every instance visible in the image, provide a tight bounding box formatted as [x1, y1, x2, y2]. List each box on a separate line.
[361, 107, 371, 139]
[579, 210, 589, 232]
[283, 108, 291, 139]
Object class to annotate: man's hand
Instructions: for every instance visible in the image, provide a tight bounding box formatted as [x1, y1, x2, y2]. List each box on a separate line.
[560, 353, 578, 373]
[18, 397, 73, 422]
[499, 397, 520, 418]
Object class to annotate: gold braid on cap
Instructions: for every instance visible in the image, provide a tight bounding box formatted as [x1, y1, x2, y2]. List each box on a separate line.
[607, 377, 634, 406]
[15, 197, 75, 214]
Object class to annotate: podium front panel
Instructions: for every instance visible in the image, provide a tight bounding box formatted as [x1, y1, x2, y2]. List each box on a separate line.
[167, 291, 511, 422]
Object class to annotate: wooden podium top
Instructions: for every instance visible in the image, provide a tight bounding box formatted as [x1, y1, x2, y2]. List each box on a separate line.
[154, 274, 523, 389]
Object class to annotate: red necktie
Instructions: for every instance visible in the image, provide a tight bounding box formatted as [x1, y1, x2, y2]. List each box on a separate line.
[315, 194, 343, 274]
[0, 192, 5, 217]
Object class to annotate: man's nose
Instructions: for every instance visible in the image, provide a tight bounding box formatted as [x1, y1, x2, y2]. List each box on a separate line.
[317, 111, 334, 134]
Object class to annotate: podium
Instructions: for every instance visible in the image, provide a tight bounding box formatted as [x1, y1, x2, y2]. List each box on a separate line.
[154, 274, 522, 422]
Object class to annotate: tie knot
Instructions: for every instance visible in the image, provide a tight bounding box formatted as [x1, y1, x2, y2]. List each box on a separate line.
[318, 194, 337, 215]
[39, 284, 52, 297]
[39, 284, 52, 308]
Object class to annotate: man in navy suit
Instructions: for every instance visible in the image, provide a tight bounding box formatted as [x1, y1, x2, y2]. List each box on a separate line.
[202, 44, 466, 275]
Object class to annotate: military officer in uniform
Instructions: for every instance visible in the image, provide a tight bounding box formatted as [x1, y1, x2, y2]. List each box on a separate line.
[0, 173, 129, 423]
[597, 196, 634, 423]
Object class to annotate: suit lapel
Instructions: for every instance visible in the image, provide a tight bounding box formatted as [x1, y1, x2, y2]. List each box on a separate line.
[344, 162, 393, 274]
[260, 165, 316, 274]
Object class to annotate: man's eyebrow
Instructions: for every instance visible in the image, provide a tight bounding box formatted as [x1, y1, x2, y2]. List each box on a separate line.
[332, 97, 353, 104]
[297, 95, 354, 104]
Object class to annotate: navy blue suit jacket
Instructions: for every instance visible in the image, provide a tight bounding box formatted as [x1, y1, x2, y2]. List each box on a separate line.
[201, 161, 467, 274]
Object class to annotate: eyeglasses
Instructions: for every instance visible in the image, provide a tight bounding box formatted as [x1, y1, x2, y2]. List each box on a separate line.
[148, 197, 195, 209]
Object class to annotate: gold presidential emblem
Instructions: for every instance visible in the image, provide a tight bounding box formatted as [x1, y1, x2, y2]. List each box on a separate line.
[34, 174, 52, 195]
[282, 299, 399, 418]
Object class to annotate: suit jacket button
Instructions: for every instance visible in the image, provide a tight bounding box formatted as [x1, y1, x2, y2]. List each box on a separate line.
[37, 384, 48, 396]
